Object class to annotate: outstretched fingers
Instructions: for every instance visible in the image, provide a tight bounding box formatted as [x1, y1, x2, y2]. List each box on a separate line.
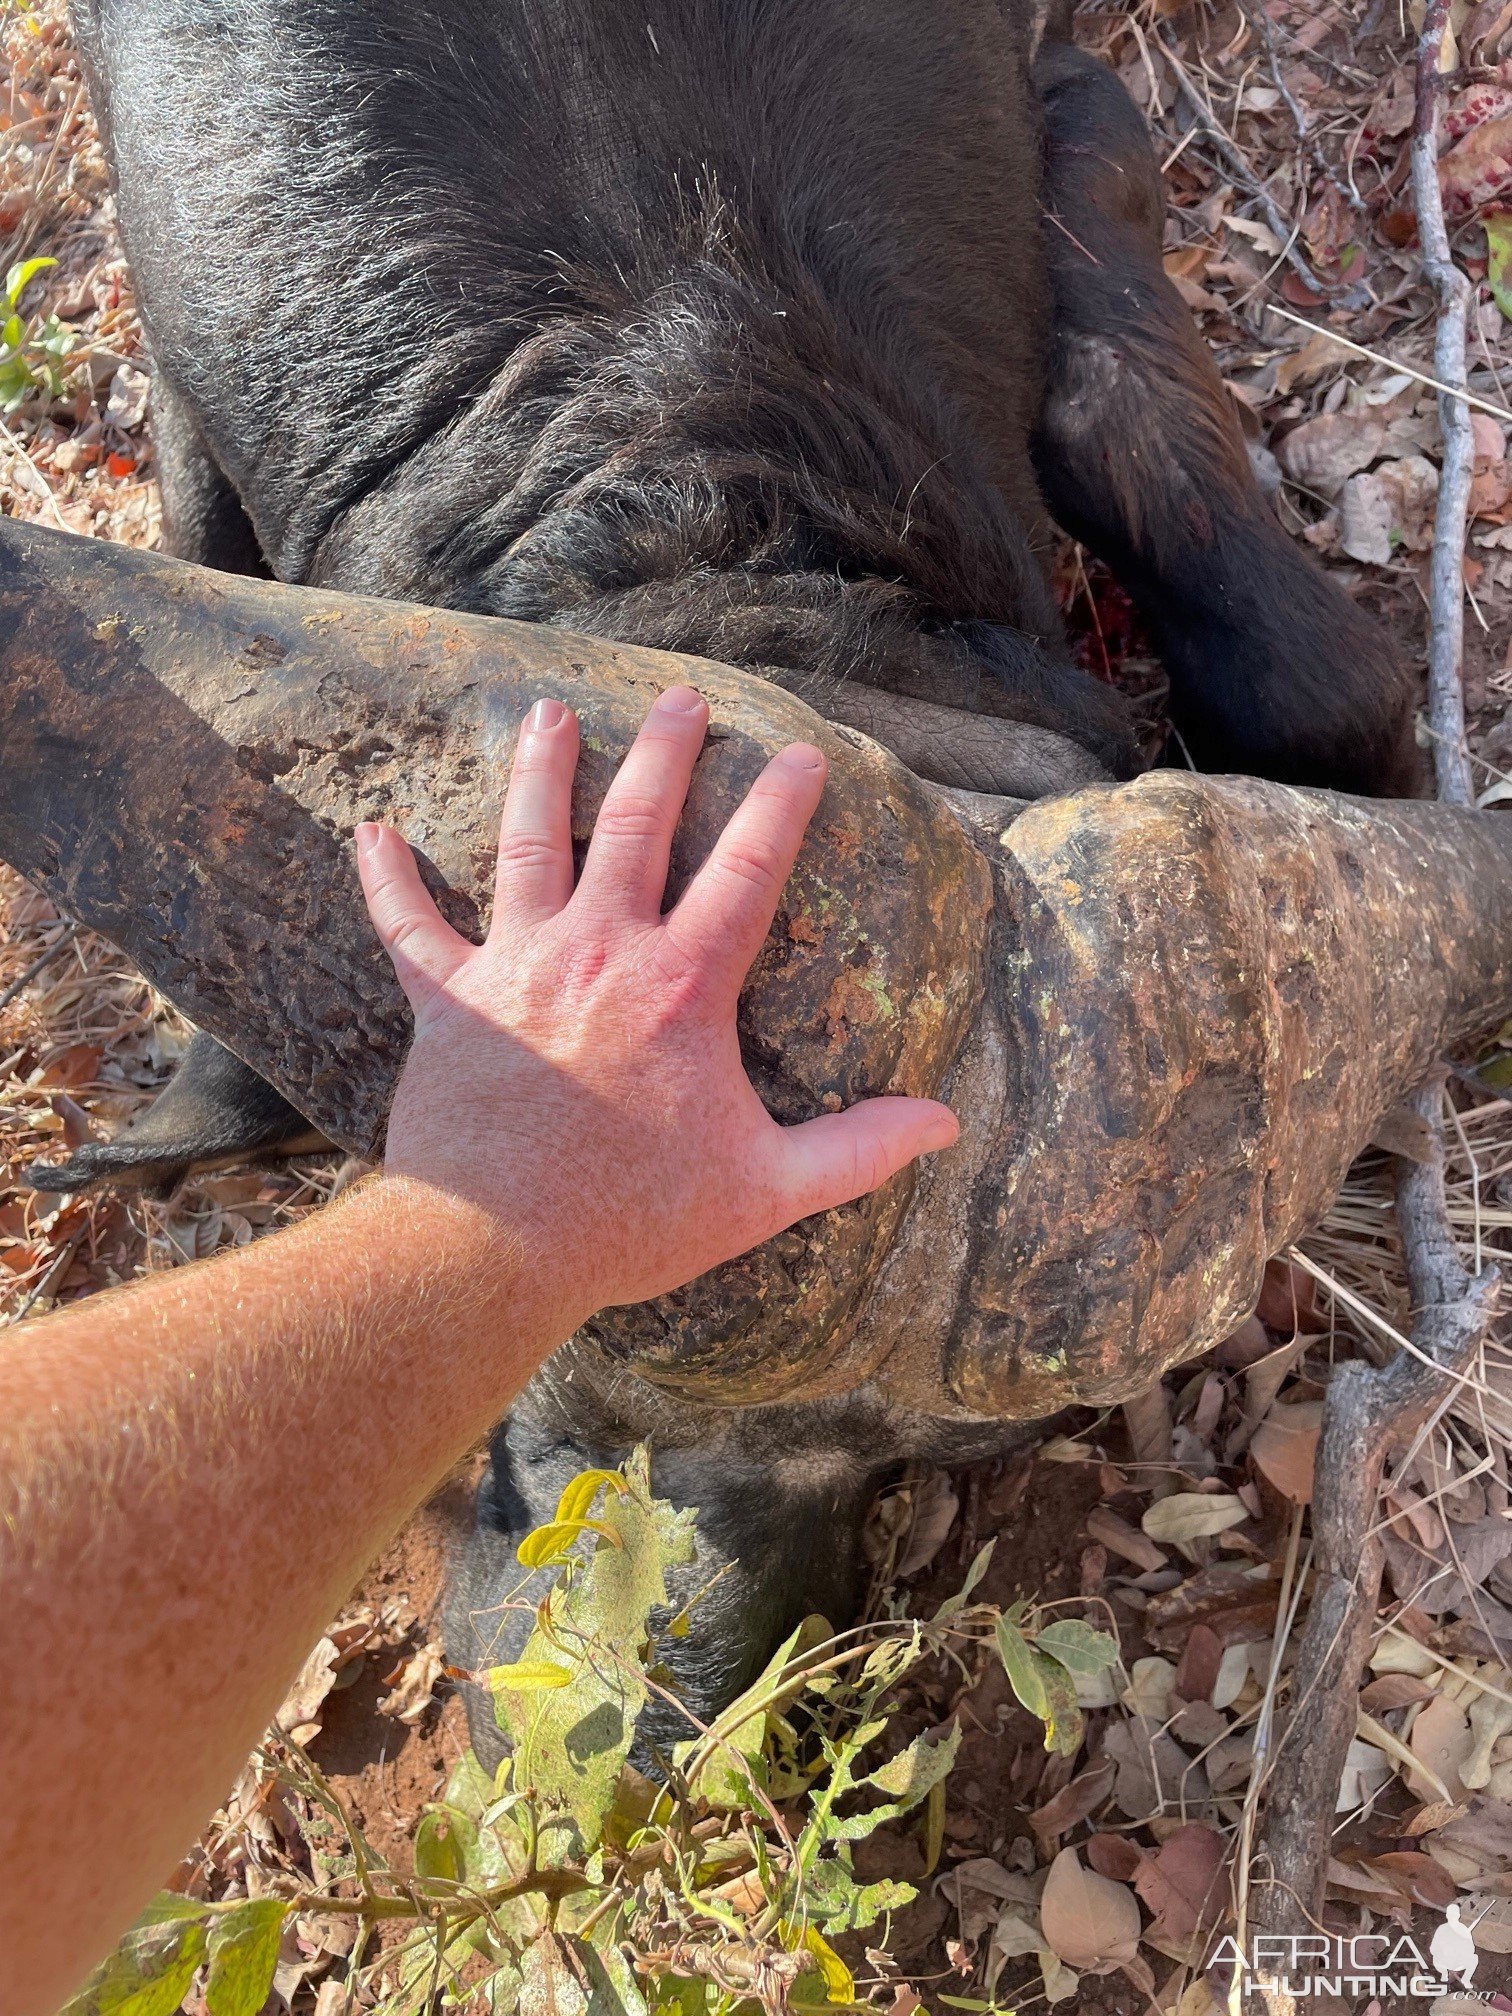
[777, 1098, 960, 1223]
[666, 743, 827, 995]
[356, 823, 471, 1020]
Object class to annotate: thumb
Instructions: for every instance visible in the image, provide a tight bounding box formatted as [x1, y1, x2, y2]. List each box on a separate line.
[356, 822, 471, 1020]
[778, 1097, 959, 1220]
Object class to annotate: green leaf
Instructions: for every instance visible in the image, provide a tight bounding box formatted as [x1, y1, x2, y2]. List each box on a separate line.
[790, 1926, 855, 2009]
[414, 1805, 477, 1885]
[204, 1898, 286, 2016]
[498, 1446, 697, 1849]
[555, 1468, 629, 1526]
[488, 1658, 577, 1692]
[1488, 213, 1512, 322]
[518, 1520, 601, 1569]
[830, 1721, 962, 1843]
[59, 1902, 210, 2016]
[445, 1746, 507, 1821]
[675, 1612, 829, 1810]
[1034, 1652, 1085, 1758]
[1033, 1618, 1119, 1678]
[934, 1537, 996, 1621]
[5, 255, 55, 308]
[995, 1613, 1048, 1719]
[804, 1856, 916, 1932]
[860, 1721, 960, 1806]
[921, 1775, 947, 1876]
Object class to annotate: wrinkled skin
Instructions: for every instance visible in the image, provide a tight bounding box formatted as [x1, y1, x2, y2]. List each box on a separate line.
[59, 0, 1416, 1757]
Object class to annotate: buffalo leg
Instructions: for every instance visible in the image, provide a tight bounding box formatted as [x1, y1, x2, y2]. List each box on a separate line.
[153, 368, 270, 581]
[1030, 42, 1418, 796]
[27, 1029, 329, 1197]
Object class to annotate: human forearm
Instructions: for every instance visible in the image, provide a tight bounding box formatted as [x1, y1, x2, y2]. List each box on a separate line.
[3, 687, 956, 2014]
[0, 1175, 566, 2016]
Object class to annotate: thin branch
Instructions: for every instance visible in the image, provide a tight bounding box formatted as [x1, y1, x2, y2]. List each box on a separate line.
[0, 917, 79, 1016]
[1246, 1081, 1499, 2007]
[1263, 301, 1512, 428]
[1147, 23, 1323, 297]
[1411, 0, 1476, 806]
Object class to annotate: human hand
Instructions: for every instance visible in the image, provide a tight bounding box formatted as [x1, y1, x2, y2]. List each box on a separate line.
[355, 686, 958, 1329]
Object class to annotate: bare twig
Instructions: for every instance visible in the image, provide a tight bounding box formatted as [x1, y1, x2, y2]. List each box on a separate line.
[1263, 301, 1512, 427]
[1239, 0, 1361, 212]
[1411, 0, 1476, 806]
[1147, 23, 1323, 297]
[1246, 1081, 1499, 2004]
[0, 917, 78, 1016]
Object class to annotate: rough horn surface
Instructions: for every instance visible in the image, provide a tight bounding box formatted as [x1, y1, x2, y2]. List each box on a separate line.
[3, 519, 1511, 1414]
[0, 521, 989, 1398]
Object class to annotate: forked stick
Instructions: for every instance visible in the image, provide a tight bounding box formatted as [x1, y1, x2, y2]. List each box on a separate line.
[1246, 1078, 1498, 2007]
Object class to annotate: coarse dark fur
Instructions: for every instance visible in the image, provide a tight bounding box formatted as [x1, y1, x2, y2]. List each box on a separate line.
[56, 0, 1418, 1755]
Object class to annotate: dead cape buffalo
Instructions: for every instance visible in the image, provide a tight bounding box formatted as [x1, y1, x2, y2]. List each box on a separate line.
[20, 0, 1430, 1755]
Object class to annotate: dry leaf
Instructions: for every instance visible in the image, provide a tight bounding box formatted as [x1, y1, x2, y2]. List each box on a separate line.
[1174, 1623, 1223, 1704]
[1368, 1849, 1458, 1908]
[1085, 1831, 1144, 1882]
[1360, 1672, 1437, 1715]
[379, 1639, 444, 1725]
[1212, 1641, 1256, 1710]
[1029, 1758, 1116, 1856]
[277, 1637, 347, 1745]
[1372, 1625, 1441, 1677]
[1038, 1952, 1079, 2005]
[1101, 1717, 1199, 1818]
[1460, 1895, 1512, 1954]
[1463, 1687, 1512, 1788]
[950, 1858, 1037, 1944]
[1085, 1505, 1168, 1573]
[1039, 1847, 1142, 1973]
[1441, 111, 1512, 213]
[1216, 1317, 1273, 1369]
[1141, 1493, 1249, 1547]
[1274, 412, 1387, 498]
[1275, 329, 1354, 395]
[1133, 1823, 1229, 1958]
[897, 1469, 960, 1577]
[1338, 472, 1394, 567]
[1169, 1699, 1228, 1750]
[1255, 1259, 1320, 1334]
[1409, 1693, 1474, 1803]
[1334, 1736, 1394, 1814]
[1146, 1562, 1280, 1651]
[1124, 1658, 1178, 1722]
[1250, 1400, 1324, 1505]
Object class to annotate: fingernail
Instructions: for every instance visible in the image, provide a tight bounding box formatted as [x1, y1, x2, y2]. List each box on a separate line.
[920, 1111, 959, 1153]
[355, 822, 382, 857]
[658, 684, 707, 714]
[780, 742, 826, 773]
[528, 696, 568, 731]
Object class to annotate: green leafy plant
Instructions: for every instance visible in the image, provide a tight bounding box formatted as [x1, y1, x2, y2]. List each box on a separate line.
[0, 257, 80, 413]
[61, 1454, 1119, 2016]
[992, 1601, 1118, 1759]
